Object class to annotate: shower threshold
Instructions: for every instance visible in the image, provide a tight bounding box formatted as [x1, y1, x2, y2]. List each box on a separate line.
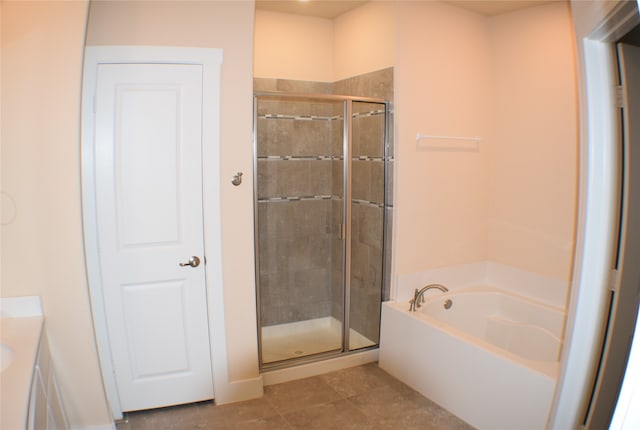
[261, 316, 374, 364]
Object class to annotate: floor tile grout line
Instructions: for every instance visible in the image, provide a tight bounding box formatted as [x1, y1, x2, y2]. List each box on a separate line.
[341, 388, 392, 424]
[262, 388, 298, 429]
[278, 397, 370, 430]
[263, 394, 298, 430]
[279, 411, 300, 430]
[263, 375, 354, 429]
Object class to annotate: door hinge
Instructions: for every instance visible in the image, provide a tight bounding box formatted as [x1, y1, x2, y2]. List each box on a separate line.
[615, 85, 625, 108]
[339, 223, 346, 240]
[608, 268, 620, 292]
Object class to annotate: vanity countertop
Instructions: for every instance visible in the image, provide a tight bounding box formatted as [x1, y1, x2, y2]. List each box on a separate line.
[1, 297, 44, 430]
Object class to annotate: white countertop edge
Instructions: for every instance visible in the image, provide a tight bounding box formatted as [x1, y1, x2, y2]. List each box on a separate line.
[1, 296, 44, 430]
[0, 296, 43, 317]
[1, 317, 44, 430]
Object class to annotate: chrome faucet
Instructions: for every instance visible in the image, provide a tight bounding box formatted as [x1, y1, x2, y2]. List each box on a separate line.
[409, 284, 449, 311]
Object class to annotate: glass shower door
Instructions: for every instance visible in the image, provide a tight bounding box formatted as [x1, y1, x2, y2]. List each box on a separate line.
[255, 96, 345, 365]
[348, 101, 386, 351]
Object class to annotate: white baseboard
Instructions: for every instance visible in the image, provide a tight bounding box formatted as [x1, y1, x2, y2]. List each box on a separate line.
[71, 424, 116, 430]
[213, 375, 264, 405]
[262, 349, 379, 386]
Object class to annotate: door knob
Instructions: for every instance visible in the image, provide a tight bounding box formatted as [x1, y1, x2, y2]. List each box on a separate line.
[179, 256, 201, 268]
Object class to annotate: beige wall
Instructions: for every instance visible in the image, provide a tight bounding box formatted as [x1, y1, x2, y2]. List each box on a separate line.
[333, 1, 396, 81]
[393, 1, 492, 275]
[394, 1, 577, 282]
[486, 3, 578, 280]
[1, 1, 112, 427]
[254, 2, 395, 83]
[254, 9, 333, 81]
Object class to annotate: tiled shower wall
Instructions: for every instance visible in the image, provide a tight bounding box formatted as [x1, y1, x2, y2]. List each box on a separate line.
[255, 68, 394, 344]
[255, 89, 340, 326]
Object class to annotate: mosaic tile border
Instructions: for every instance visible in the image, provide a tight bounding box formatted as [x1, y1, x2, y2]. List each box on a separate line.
[258, 109, 385, 122]
[257, 195, 393, 209]
[257, 195, 334, 203]
[354, 156, 384, 162]
[352, 199, 385, 209]
[257, 155, 343, 161]
[260, 114, 337, 121]
[352, 109, 385, 119]
[257, 155, 391, 162]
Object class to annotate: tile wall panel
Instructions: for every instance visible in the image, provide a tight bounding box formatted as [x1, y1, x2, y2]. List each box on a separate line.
[257, 117, 294, 157]
[258, 199, 334, 326]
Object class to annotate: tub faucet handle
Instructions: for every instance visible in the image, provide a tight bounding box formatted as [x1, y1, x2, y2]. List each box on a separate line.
[409, 288, 421, 312]
[413, 288, 425, 305]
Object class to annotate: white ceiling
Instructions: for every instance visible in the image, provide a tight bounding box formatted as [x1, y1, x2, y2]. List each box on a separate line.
[447, 1, 562, 16]
[255, 0, 368, 19]
[254, 0, 564, 19]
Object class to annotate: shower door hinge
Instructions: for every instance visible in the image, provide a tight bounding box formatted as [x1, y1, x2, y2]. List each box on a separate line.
[608, 268, 620, 293]
[615, 85, 625, 108]
[339, 223, 346, 240]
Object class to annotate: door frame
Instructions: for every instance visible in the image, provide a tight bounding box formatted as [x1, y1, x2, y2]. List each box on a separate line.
[587, 41, 640, 429]
[548, 2, 640, 429]
[81, 46, 224, 419]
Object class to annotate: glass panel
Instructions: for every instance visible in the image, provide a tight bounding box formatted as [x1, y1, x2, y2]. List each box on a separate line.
[255, 96, 345, 365]
[349, 101, 386, 351]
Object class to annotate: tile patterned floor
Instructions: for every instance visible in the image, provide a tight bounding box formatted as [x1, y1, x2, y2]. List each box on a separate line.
[115, 363, 475, 430]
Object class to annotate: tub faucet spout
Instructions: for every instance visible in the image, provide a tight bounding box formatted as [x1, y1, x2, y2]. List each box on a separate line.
[409, 284, 449, 311]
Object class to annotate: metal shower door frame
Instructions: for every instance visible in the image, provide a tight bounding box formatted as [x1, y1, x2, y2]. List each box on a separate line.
[252, 92, 389, 370]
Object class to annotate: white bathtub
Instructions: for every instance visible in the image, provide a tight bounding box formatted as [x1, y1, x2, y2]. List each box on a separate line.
[379, 286, 565, 430]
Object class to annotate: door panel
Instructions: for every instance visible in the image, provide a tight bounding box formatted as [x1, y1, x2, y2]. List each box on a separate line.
[117, 87, 181, 246]
[94, 63, 213, 411]
[349, 101, 386, 351]
[122, 280, 190, 378]
[254, 96, 345, 365]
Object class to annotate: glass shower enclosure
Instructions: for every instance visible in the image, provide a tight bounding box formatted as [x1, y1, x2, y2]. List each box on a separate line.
[254, 93, 389, 368]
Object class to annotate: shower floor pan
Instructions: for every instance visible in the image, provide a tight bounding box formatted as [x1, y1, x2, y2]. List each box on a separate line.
[261, 316, 374, 364]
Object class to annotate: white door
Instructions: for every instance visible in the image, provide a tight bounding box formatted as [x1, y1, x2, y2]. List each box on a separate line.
[94, 63, 213, 411]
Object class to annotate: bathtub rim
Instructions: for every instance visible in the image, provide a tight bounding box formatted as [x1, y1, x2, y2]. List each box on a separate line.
[418, 284, 565, 314]
[384, 285, 564, 379]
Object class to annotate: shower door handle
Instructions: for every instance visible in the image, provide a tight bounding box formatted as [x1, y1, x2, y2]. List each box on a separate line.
[179, 256, 201, 268]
